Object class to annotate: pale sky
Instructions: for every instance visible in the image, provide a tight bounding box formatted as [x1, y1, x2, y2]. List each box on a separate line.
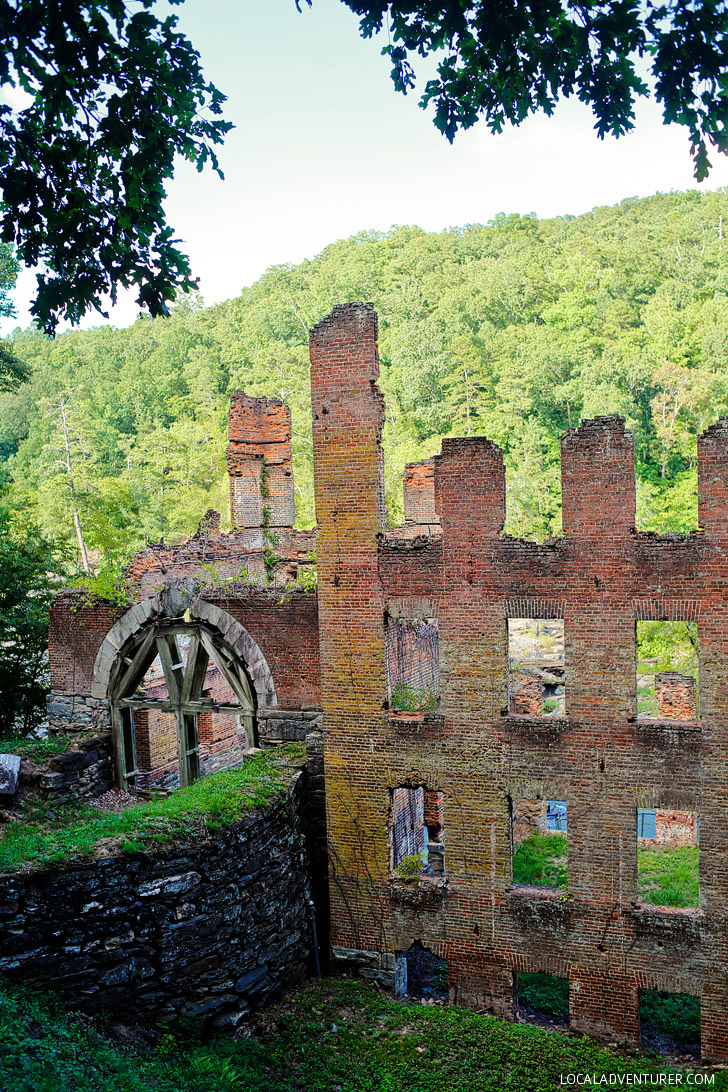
[3, 0, 728, 335]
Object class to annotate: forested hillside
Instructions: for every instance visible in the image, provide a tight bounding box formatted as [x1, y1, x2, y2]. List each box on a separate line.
[2, 187, 727, 573]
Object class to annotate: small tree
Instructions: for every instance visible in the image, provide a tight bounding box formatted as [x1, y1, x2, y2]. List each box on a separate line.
[0, 502, 59, 737]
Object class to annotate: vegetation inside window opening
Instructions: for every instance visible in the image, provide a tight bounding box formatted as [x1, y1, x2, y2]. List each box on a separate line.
[636, 620, 699, 720]
[640, 990, 701, 1051]
[388, 616, 440, 712]
[518, 972, 569, 1024]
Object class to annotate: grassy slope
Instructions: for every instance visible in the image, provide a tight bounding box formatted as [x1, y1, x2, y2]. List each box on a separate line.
[1, 978, 722, 1092]
[0, 748, 303, 872]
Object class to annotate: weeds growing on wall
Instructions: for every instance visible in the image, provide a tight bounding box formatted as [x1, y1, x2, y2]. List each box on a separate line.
[390, 682, 440, 713]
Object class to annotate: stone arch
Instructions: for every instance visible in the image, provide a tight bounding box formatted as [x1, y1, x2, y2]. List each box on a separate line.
[91, 593, 277, 711]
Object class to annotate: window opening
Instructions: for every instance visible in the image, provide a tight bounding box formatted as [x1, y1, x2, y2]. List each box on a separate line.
[636, 620, 699, 721]
[508, 619, 564, 717]
[640, 989, 700, 1058]
[517, 971, 569, 1026]
[390, 787, 445, 879]
[396, 942, 448, 1002]
[387, 615, 439, 712]
[119, 707, 137, 787]
[512, 797, 568, 889]
[637, 807, 699, 909]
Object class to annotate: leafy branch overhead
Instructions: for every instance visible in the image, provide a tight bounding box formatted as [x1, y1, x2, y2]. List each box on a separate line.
[320, 0, 728, 182]
[0, 0, 232, 334]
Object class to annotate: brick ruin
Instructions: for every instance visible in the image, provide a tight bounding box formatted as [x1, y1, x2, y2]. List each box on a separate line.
[45, 302, 728, 1061]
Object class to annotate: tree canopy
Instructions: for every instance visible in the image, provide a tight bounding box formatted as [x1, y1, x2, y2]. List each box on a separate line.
[331, 0, 728, 181]
[0, 0, 231, 335]
[1, 188, 726, 568]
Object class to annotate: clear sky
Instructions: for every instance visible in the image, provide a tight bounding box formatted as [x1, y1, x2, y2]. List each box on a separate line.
[3, 0, 728, 334]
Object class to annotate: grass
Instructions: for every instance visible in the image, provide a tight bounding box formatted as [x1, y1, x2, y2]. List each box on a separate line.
[0, 747, 303, 872]
[637, 844, 699, 908]
[0, 977, 720, 1092]
[512, 832, 568, 889]
[0, 733, 76, 764]
[390, 682, 440, 713]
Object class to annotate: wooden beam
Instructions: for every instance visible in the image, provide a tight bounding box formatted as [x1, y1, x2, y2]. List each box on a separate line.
[113, 628, 157, 701]
[156, 636, 181, 703]
[198, 630, 254, 713]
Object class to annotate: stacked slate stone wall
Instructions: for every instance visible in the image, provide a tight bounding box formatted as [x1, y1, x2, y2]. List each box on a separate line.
[20, 733, 114, 805]
[0, 775, 313, 1027]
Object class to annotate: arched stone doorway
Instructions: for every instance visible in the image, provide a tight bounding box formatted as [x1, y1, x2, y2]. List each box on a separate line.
[91, 585, 277, 790]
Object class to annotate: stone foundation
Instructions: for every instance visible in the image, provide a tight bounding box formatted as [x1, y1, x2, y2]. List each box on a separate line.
[0, 775, 313, 1027]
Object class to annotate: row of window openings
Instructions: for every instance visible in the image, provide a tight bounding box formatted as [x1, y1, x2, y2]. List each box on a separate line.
[387, 616, 700, 722]
[394, 945, 701, 1055]
[389, 788, 700, 912]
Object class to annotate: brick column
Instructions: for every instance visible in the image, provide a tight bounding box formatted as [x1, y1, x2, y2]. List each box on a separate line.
[227, 392, 294, 530]
[310, 303, 389, 955]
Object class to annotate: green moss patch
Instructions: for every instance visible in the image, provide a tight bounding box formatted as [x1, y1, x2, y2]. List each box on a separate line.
[0, 747, 303, 872]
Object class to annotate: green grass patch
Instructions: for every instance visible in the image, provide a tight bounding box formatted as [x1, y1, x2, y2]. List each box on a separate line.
[513, 833, 568, 889]
[518, 972, 569, 1023]
[637, 844, 699, 908]
[0, 747, 303, 872]
[640, 990, 701, 1047]
[0, 976, 717, 1092]
[0, 733, 75, 763]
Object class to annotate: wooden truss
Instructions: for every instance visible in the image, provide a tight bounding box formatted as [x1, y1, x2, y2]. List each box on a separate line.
[108, 624, 257, 789]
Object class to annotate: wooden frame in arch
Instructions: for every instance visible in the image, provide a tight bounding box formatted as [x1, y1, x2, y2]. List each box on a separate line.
[108, 622, 257, 790]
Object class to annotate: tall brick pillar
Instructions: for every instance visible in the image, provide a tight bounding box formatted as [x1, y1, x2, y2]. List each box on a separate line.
[310, 303, 389, 956]
[696, 417, 728, 1052]
[560, 416, 641, 1041]
[226, 392, 294, 531]
[433, 437, 515, 1017]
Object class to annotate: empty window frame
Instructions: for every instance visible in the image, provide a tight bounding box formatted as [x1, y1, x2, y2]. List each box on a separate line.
[390, 787, 445, 879]
[511, 797, 568, 889]
[637, 807, 699, 910]
[636, 620, 699, 722]
[387, 615, 440, 712]
[395, 942, 448, 1002]
[517, 971, 569, 1026]
[508, 619, 565, 717]
[640, 989, 700, 1056]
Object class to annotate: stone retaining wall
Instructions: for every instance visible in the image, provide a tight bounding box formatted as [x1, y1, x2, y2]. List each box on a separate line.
[0, 775, 313, 1027]
[20, 733, 114, 805]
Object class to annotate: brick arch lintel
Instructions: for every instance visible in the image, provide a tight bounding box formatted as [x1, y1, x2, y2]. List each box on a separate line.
[90, 595, 278, 711]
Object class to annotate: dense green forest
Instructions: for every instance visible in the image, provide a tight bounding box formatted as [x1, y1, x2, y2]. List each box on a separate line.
[2, 186, 727, 575]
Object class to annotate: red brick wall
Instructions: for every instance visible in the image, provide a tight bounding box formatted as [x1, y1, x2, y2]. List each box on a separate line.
[655, 672, 697, 721]
[49, 592, 129, 693]
[509, 674, 543, 716]
[313, 302, 728, 1063]
[48, 588, 320, 713]
[227, 392, 294, 530]
[204, 589, 320, 709]
[403, 460, 438, 526]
